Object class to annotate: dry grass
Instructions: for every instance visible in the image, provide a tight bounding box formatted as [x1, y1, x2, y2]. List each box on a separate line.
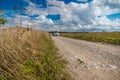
[0, 28, 71, 80]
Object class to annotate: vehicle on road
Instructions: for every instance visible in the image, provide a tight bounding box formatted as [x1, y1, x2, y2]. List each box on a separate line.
[52, 31, 59, 36]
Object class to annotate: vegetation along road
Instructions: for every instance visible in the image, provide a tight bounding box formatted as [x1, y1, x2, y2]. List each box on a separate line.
[52, 36, 120, 80]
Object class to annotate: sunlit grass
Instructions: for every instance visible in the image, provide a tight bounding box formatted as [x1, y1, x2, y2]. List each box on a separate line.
[60, 32, 120, 45]
[0, 28, 71, 80]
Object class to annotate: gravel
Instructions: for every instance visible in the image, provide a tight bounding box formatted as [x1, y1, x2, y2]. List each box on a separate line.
[52, 36, 120, 80]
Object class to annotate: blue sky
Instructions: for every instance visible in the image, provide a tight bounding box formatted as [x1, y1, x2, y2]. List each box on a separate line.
[107, 13, 120, 20]
[0, 0, 120, 31]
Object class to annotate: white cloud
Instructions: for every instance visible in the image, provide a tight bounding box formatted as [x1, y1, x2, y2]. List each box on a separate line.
[103, 0, 120, 9]
[6, 0, 120, 31]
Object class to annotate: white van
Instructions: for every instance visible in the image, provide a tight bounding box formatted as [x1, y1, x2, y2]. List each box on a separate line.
[52, 31, 59, 36]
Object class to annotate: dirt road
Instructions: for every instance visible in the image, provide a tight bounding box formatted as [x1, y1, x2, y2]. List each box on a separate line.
[52, 36, 120, 80]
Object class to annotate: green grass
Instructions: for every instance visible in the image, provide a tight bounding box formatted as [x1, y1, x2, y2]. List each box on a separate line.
[60, 32, 120, 45]
[0, 28, 71, 80]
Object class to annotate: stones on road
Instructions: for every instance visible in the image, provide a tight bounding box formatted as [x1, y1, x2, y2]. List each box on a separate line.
[108, 64, 117, 69]
[52, 36, 120, 80]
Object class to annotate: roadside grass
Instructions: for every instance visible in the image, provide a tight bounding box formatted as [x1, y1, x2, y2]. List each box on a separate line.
[60, 32, 120, 45]
[0, 28, 71, 80]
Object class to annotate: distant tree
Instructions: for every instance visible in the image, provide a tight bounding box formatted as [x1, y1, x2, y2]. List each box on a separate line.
[0, 9, 7, 26]
[0, 18, 7, 24]
[0, 0, 7, 26]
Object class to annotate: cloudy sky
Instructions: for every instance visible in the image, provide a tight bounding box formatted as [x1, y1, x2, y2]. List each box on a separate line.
[0, 0, 120, 32]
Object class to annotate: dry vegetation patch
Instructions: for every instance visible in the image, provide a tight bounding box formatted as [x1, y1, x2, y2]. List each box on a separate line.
[0, 28, 71, 80]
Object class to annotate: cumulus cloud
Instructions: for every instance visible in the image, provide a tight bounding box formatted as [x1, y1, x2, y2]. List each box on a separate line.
[103, 0, 120, 9]
[6, 0, 120, 31]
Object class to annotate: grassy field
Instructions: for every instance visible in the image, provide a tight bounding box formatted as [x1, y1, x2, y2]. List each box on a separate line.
[0, 28, 71, 80]
[60, 32, 120, 45]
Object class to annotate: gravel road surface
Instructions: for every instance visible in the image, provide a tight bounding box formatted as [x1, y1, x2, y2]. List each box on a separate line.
[52, 36, 120, 80]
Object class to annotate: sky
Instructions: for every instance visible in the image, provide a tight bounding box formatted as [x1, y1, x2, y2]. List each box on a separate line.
[0, 0, 120, 32]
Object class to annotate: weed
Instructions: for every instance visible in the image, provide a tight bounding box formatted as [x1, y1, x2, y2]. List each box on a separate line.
[77, 59, 84, 64]
[75, 59, 85, 68]
[0, 28, 71, 80]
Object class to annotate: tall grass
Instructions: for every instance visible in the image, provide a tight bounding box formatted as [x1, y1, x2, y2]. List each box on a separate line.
[60, 32, 120, 45]
[0, 28, 71, 80]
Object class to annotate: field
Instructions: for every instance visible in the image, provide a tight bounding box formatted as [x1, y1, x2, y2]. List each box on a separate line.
[0, 28, 71, 80]
[60, 32, 120, 45]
